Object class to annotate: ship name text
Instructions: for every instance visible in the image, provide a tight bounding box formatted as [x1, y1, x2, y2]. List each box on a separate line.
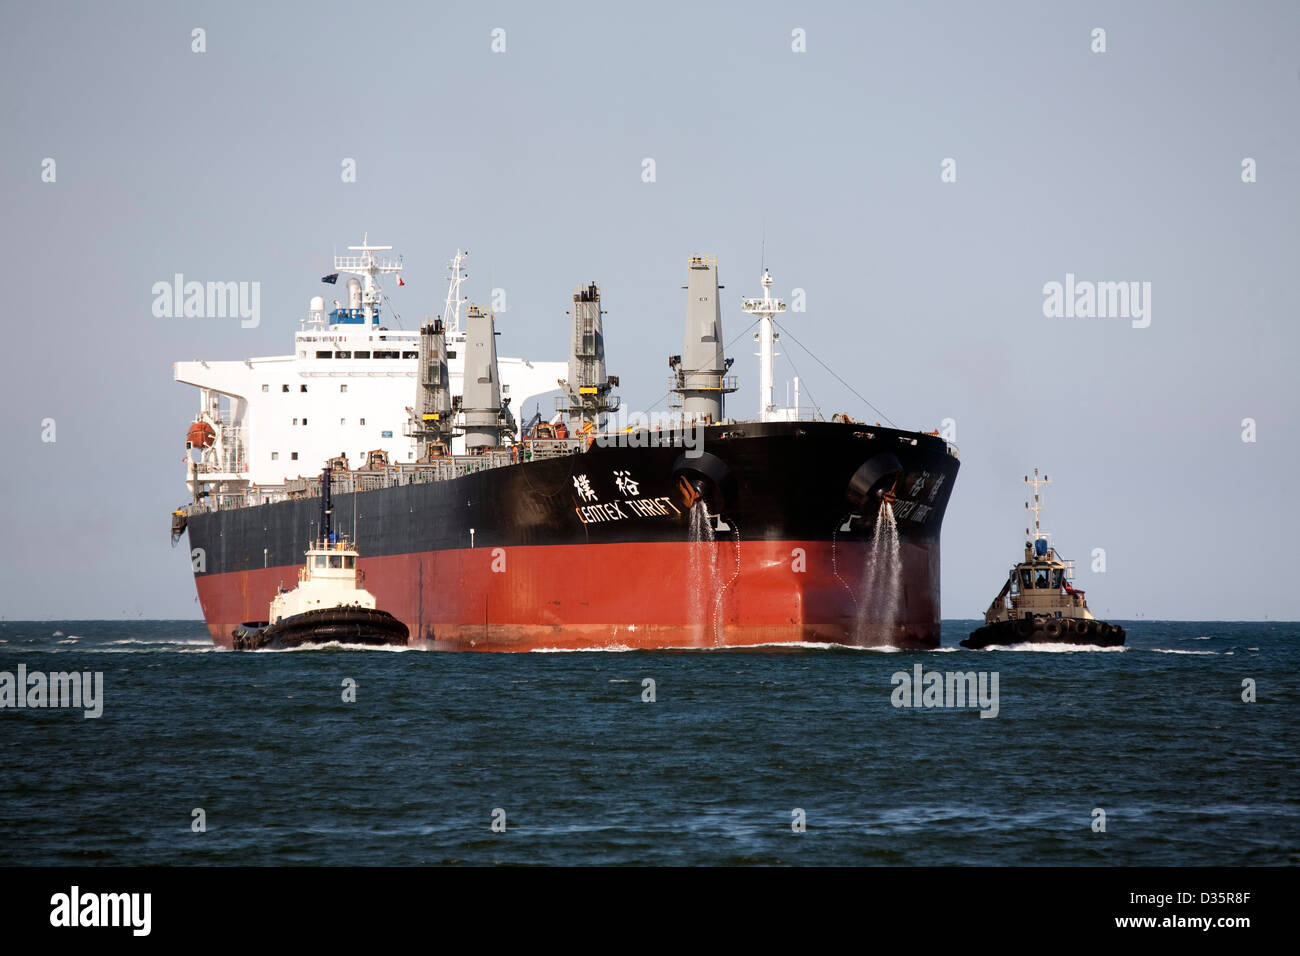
[575, 496, 682, 524]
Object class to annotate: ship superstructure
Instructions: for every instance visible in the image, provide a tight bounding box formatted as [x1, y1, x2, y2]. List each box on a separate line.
[175, 239, 961, 651]
[175, 240, 565, 507]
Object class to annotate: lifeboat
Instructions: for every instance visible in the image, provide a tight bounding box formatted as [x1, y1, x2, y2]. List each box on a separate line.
[186, 420, 216, 450]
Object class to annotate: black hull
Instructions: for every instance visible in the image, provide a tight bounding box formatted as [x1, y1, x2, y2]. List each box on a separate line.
[961, 617, 1126, 649]
[231, 607, 409, 650]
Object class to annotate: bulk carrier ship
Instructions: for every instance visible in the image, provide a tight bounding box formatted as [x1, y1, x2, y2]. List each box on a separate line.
[173, 237, 960, 650]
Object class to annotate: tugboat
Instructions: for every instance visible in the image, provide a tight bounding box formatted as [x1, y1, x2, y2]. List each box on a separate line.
[231, 468, 409, 650]
[961, 469, 1125, 649]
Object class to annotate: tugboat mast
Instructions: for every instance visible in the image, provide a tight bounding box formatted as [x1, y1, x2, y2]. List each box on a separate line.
[742, 269, 787, 422]
[1024, 467, 1050, 540]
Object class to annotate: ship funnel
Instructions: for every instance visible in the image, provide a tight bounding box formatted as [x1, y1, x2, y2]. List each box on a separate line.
[670, 256, 736, 424]
[347, 277, 362, 312]
[461, 305, 509, 451]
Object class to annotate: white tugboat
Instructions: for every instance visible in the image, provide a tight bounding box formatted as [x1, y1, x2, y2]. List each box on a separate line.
[231, 468, 408, 650]
[962, 469, 1125, 648]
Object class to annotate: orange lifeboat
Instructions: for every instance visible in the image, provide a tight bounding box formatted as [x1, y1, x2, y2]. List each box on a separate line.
[186, 421, 216, 449]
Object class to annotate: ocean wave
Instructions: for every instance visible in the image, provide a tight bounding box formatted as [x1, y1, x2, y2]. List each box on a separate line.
[264, 641, 416, 653]
[530, 644, 636, 653]
[1149, 648, 1218, 655]
[529, 641, 921, 654]
[969, 641, 1127, 653]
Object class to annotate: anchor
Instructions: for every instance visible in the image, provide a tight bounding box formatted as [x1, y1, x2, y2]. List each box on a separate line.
[678, 474, 703, 509]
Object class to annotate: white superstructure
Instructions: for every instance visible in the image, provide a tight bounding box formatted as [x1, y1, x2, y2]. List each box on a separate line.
[269, 535, 374, 623]
[175, 239, 567, 494]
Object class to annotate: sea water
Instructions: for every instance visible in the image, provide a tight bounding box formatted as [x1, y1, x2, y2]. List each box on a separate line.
[0, 619, 1294, 865]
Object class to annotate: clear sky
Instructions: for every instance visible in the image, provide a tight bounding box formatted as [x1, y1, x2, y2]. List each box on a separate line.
[1, 0, 1297, 620]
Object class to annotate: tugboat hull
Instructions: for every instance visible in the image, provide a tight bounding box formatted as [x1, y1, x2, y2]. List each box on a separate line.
[231, 607, 409, 650]
[961, 617, 1125, 649]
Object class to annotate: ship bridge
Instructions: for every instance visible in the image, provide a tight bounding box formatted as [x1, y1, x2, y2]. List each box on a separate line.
[176, 239, 566, 493]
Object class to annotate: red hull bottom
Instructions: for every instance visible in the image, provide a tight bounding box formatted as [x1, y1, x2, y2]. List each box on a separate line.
[195, 539, 941, 651]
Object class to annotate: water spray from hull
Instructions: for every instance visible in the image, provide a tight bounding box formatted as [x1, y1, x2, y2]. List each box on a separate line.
[687, 500, 720, 645]
[854, 499, 902, 645]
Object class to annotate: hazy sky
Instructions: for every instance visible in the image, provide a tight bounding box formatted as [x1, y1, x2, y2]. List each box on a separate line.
[2, 1, 1297, 620]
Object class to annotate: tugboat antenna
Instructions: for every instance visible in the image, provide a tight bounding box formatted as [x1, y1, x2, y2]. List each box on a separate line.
[1024, 467, 1050, 540]
[321, 466, 333, 543]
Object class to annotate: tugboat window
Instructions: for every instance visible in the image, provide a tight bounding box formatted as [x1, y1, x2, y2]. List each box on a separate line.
[344, 556, 355, 569]
[1034, 569, 1049, 589]
[1051, 569, 1063, 589]
[329, 556, 343, 569]
[315, 556, 326, 568]
[1019, 569, 1033, 590]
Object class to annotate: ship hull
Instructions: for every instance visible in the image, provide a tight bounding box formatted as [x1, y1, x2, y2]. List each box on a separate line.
[232, 607, 409, 650]
[961, 617, 1126, 648]
[185, 422, 960, 651]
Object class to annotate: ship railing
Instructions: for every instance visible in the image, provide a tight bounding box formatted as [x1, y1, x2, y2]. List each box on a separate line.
[183, 446, 551, 514]
[523, 438, 586, 460]
[667, 373, 739, 393]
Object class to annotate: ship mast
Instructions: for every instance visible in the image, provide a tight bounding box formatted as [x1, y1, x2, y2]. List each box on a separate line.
[441, 250, 468, 335]
[742, 269, 787, 422]
[333, 233, 403, 326]
[1024, 468, 1050, 540]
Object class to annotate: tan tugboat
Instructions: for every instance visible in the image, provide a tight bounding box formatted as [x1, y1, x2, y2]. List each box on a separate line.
[962, 469, 1125, 649]
[231, 468, 408, 650]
